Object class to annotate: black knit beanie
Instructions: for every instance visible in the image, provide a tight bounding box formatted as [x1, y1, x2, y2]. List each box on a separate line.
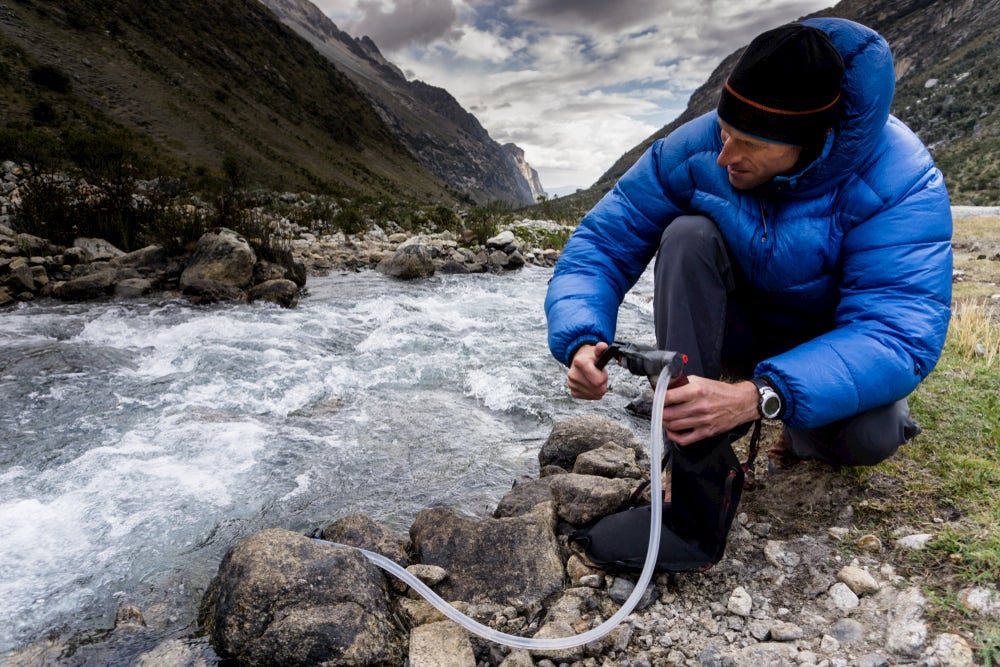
[717, 23, 844, 146]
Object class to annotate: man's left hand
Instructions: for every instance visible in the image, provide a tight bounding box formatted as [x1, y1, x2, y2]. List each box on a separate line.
[661, 376, 760, 445]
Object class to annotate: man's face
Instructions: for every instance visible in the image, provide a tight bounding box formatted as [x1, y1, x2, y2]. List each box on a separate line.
[716, 120, 804, 190]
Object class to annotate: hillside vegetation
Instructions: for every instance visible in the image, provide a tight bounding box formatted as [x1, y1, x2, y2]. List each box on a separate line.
[0, 0, 455, 202]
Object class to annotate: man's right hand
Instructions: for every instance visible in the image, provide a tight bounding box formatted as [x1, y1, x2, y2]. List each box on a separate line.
[567, 342, 610, 400]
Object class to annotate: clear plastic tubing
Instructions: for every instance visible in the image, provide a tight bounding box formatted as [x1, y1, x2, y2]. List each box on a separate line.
[314, 377, 669, 650]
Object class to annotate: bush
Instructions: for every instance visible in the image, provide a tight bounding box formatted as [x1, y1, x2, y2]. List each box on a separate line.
[29, 64, 72, 93]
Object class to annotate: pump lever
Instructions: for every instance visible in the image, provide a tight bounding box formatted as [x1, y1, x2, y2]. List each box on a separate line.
[595, 340, 688, 388]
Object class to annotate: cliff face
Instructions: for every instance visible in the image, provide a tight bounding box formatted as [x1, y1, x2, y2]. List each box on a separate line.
[260, 0, 545, 206]
[591, 0, 1000, 205]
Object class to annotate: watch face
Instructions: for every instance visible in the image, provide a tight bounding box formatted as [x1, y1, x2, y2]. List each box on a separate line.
[762, 393, 781, 418]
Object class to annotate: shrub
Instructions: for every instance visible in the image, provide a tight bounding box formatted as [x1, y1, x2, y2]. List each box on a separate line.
[29, 64, 72, 94]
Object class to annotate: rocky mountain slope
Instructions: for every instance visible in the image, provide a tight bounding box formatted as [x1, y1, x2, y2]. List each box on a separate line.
[258, 0, 545, 207]
[587, 0, 1000, 206]
[0, 0, 499, 203]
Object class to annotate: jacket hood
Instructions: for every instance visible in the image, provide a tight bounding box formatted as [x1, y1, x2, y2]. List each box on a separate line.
[770, 18, 896, 198]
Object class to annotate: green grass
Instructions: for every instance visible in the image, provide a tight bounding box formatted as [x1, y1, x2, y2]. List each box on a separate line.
[851, 216, 1000, 661]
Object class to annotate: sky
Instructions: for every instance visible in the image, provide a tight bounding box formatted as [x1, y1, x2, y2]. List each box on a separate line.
[310, 0, 835, 196]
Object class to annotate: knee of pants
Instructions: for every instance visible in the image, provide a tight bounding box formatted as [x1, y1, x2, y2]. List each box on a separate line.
[838, 399, 917, 466]
[659, 215, 723, 258]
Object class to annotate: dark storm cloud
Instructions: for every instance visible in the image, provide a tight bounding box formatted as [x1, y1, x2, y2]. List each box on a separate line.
[508, 0, 666, 32]
[352, 0, 460, 50]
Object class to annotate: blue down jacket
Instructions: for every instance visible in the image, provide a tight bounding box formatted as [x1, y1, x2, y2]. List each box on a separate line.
[544, 17, 953, 429]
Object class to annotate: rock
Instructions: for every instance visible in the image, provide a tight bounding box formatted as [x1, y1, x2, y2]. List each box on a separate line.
[74, 237, 125, 259]
[115, 278, 152, 298]
[548, 473, 635, 525]
[885, 587, 927, 659]
[181, 277, 246, 304]
[493, 477, 554, 518]
[827, 582, 860, 611]
[929, 632, 974, 666]
[895, 533, 934, 550]
[377, 243, 435, 279]
[199, 528, 404, 666]
[52, 268, 116, 300]
[319, 512, 409, 571]
[727, 586, 753, 617]
[111, 244, 168, 272]
[538, 415, 643, 470]
[180, 228, 256, 289]
[408, 503, 563, 609]
[573, 442, 644, 479]
[247, 278, 299, 307]
[769, 621, 803, 641]
[837, 565, 880, 596]
[958, 585, 1000, 617]
[829, 618, 865, 643]
[408, 621, 475, 667]
[486, 230, 516, 248]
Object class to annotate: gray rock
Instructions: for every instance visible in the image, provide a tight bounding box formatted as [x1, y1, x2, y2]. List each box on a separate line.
[493, 477, 554, 518]
[408, 621, 475, 667]
[180, 228, 256, 289]
[320, 512, 409, 571]
[53, 268, 116, 300]
[727, 586, 753, 617]
[885, 587, 927, 658]
[573, 442, 644, 479]
[247, 278, 299, 307]
[408, 503, 563, 609]
[829, 618, 865, 643]
[376, 243, 435, 279]
[539, 415, 643, 470]
[199, 528, 404, 666]
[548, 473, 635, 525]
[181, 277, 246, 305]
[115, 278, 152, 298]
[930, 632, 974, 666]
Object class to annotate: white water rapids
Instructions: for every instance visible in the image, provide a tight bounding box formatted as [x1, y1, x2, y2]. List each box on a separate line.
[0, 265, 657, 660]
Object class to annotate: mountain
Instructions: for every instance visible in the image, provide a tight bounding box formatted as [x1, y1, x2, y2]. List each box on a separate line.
[258, 0, 545, 207]
[0, 0, 459, 202]
[579, 0, 1000, 207]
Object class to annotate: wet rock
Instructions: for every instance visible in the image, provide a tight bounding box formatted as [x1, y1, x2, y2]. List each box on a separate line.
[247, 278, 299, 307]
[181, 277, 246, 304]
[199, 527, 404, 666]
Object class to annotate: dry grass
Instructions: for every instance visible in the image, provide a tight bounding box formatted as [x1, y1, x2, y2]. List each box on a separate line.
[949, 299, 999, 367]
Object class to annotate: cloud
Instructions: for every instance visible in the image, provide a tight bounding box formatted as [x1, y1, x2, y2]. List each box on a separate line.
[310, 0, 836, 191]
[348, 0, 460, 50]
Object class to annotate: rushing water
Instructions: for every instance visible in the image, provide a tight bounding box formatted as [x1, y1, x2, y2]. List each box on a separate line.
[0, 265, 657, 661]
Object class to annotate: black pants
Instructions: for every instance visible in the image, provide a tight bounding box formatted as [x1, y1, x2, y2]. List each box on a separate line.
[652, 215, 919, 467]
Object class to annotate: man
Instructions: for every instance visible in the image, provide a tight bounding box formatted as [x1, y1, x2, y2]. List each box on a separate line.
[546, 19, 952, 571]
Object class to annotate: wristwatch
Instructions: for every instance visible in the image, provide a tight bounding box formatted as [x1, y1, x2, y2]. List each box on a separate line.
[751, 378, 783, 419]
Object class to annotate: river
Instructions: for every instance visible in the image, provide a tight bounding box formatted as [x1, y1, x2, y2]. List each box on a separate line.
[0, 265, 657, 662]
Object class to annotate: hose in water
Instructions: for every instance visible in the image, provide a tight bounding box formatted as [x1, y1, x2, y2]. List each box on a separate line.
[313, 373, 669, 650]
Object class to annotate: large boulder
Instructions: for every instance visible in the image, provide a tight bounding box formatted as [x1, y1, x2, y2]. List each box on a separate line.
[199, 528, 404, 666]
[180, 228, 256, 290]
[409, 503, 564, 609]
[376, 243, 435, 280]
